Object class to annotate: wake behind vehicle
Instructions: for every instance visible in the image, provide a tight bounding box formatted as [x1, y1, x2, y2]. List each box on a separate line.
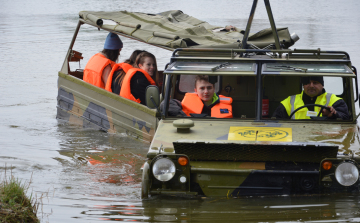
[56, 0, 360, 198]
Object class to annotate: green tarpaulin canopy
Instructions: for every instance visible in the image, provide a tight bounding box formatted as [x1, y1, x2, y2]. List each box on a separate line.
[79, 10, 294, 50]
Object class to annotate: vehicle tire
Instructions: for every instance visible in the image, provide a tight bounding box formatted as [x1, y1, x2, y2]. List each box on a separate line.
[141, 162, 150, 199]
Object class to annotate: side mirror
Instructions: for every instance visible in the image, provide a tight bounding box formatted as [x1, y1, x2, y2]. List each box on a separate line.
[145, 85, 160, 109]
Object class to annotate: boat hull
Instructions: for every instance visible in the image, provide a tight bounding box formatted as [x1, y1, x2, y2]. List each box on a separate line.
[57, 72, 159, 142]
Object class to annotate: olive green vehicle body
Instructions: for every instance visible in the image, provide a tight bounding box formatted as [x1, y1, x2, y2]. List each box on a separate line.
[56, 6, 360, 198]
[142, 47, 360, 198]
[57, 72, 159, 142]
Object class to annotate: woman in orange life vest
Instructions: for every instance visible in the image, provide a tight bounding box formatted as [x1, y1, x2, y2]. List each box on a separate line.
[181, 75, 233, 118]
[110, 51, 158, 105]
[105, 50, 145, 93]
[83, 32, 123, 88]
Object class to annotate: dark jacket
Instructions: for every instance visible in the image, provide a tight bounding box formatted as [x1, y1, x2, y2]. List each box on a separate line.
[111, 71, 151, 105]
[200, 94, 220, 116]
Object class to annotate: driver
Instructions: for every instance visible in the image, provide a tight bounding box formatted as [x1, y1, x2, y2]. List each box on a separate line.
[272, 76, 350, 120]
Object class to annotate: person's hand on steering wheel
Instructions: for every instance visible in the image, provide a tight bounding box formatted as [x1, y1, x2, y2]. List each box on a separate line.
[322, 106, 337, 117]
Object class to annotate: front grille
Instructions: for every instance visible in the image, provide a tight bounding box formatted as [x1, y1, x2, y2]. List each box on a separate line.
[173, 142, 338, 163]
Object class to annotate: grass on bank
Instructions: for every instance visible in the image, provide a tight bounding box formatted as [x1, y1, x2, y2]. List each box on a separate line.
[0, 173, 39, 223]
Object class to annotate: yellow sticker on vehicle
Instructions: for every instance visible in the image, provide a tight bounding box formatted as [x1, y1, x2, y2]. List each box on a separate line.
[228, 127, 292, 142]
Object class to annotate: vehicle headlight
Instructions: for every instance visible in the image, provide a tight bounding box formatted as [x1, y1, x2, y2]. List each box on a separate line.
[335, 162, 359, 186]
[152, 158, 176, 182]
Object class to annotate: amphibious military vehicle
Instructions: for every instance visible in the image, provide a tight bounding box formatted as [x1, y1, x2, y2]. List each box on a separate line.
[56, 1, 360, 198]
[139, 1, 360, 198]
[141, 46, 359, 197]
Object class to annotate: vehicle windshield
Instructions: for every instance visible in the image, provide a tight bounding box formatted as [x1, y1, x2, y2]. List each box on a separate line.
[165, 62, 354, 121]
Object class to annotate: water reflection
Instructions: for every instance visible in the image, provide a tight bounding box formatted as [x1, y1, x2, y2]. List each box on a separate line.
[310, 125, 360, 155]
[51, 120, 360, 222]
[70, 195, 360, 222]
[56, 122, 148, 189]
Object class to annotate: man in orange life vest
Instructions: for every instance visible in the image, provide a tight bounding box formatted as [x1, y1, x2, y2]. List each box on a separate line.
[83, 32, 123, 89]
[181, 75, 233, 118]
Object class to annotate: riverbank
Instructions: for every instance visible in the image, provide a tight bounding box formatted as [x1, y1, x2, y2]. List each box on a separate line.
[0, 172, 39, 223]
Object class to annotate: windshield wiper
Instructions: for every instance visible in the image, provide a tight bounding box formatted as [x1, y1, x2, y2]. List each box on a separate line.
[267, 65, 308, 72]
[211, 62, 231, 72]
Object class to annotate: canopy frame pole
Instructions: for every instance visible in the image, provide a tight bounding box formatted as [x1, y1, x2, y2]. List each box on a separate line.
[60, 20, 83, 74]
[264, 0, 281, 50]
[241, 0, 258, 50]
[241, 0, 282, 52]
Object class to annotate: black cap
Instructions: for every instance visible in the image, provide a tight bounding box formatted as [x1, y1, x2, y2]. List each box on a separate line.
[301, 76, 324, 86]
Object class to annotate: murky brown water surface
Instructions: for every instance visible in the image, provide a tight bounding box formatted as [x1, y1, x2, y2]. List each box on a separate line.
[1, 0, 360, 222]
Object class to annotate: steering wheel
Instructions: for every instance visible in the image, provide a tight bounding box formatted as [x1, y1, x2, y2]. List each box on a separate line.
[289, 104, 331, 119]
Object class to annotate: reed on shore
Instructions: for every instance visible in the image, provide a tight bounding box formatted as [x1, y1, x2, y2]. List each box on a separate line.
[0, 172, 39, 223]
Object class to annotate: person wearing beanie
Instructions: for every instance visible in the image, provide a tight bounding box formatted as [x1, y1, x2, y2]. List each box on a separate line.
[104, 32, 123, 50]
[83, 32, 123, 89]
[272, 76, 350, 120]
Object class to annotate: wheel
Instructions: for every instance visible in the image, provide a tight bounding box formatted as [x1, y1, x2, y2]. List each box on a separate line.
[141, 162, 150, 199]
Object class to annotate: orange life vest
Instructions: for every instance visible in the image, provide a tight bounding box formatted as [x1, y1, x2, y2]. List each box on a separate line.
[181, 93, 233, 118]
[83, 53, 116, 88]
[119, 68, 156, 103]
[104, 63, 133, 92]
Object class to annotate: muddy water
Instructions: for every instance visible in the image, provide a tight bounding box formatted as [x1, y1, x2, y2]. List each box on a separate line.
[1, 0, 360, 222]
